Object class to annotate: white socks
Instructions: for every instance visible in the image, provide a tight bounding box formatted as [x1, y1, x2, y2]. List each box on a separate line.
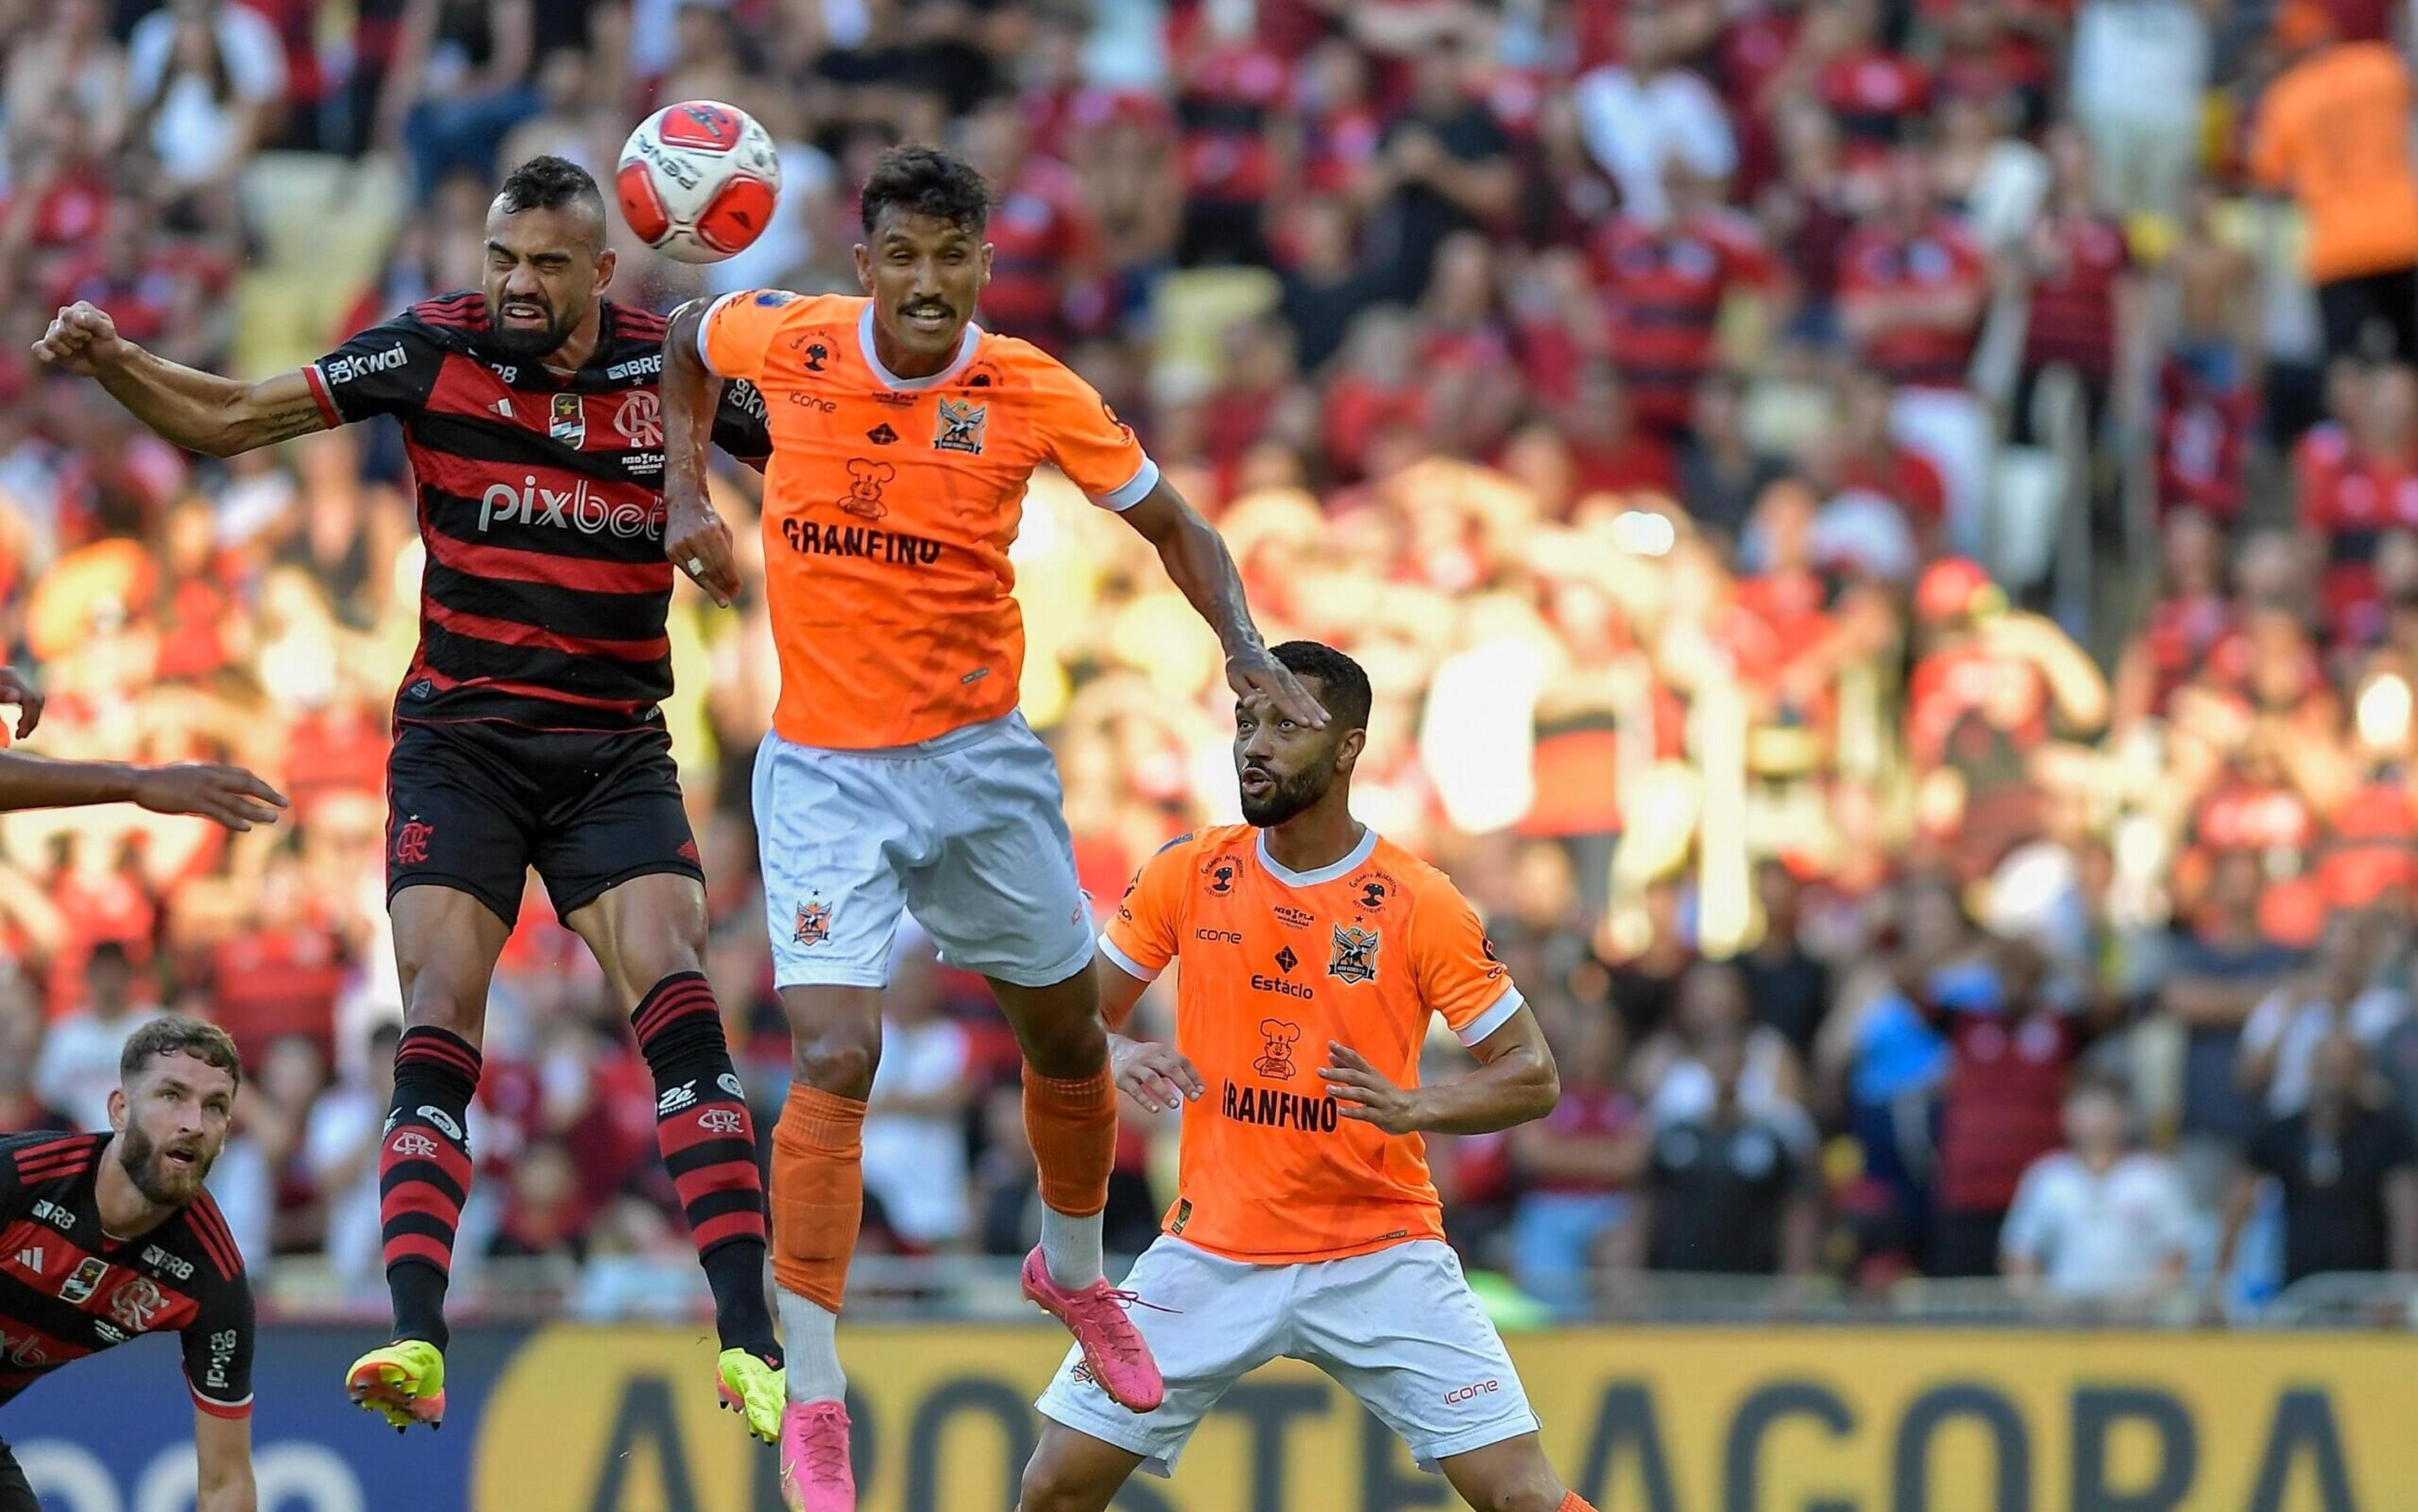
[778, 1289, 846, 1405]
[1040, 1207, 1104, 1290]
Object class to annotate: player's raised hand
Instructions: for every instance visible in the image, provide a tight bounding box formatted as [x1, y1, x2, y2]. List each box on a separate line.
[132, 763, 291, 831]
[1227, 644, 1328, 730]
[32, 302, 127, 377]
[1322, 1042, 1426, 1134]
[665, 489, 741, 608]
[1111, 1036, 1203, 1114]
[0, 666, 44, 739]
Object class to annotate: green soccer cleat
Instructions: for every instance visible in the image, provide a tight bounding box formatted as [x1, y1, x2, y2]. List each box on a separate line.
[717, 1348, 786, 1445]
[346, 1340, 448, 1432]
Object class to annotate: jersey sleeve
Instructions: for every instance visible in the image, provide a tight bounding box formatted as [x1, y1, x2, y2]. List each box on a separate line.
[181, 1269, 256, 1419]
[712, 378, 775, 465]
[1409, 879, 1523, 1047]
[1030, 356, 1160, 511]
[303, 315, 446, 425]
[697, 289, 799, 385]
[1099, 835, 1192, 982]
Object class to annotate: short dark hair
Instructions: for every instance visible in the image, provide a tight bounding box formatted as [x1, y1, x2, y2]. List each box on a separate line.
[860, 144, 990, 237]
[497, 154, 606, 227]
[120, 1015, 242, 1088]
[1272, 640, 1373, 734]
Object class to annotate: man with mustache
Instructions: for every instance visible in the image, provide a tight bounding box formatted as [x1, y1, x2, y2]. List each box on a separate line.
[32, 155, 789, 1442]
[659, 144, 1324, 1508]
[0, 1018, 258, 1511]
[1018, 640, 1594, 1512]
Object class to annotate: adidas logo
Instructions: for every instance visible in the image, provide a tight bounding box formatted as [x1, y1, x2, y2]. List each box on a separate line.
[491, 397, 514, 418]
[866, 423, 898, 445]
[13, 1248, 40, 1275]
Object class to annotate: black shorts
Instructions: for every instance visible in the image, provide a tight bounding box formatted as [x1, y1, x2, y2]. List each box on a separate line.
[385, 719, 703, 927]
[0, 1439, 34, 1512]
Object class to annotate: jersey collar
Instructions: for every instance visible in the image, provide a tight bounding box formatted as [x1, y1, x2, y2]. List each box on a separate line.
[1254, 825, 1378, 889]
[857, 302, 982, 391]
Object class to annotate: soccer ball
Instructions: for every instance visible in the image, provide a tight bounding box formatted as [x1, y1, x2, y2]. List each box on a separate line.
[615, 100, 781, 265]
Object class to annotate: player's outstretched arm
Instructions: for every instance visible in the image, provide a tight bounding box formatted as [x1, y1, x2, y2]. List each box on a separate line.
[660, 299, 740, 606]
[1320, 1005, 1560, 1136]
[32, 302, 331, 457]
[1117, 483, 1329, 730]
[0, 751, 289, 828]
[193, 1410, 257, 1512]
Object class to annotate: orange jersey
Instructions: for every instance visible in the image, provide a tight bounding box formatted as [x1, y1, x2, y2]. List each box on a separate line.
[699, 292, 1159, 749]
[2251, 44, 2418, 283]
[1101, 824, 1524, 1264]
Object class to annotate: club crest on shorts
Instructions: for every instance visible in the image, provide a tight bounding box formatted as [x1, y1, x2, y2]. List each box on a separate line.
[392, 818, 432, 866]
[1254, 1018, 1302, 1080]
[933, 397, 987, 455]
[1328, 924, 1380, 986]
[794, 898, 831, 946]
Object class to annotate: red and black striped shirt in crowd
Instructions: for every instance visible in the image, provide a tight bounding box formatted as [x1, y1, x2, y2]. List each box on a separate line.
[304, 293, 774, 730]
[1841, 217, 1989, 390]
[0, 1132, 254, 1415]
[2021, 215, 2131, 378]
[1592, 208, 1781, 433]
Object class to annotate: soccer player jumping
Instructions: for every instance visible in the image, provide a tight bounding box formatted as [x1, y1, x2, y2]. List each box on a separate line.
[1020, 642, 1599, 1512]
[35, 157, 789, 1441]
[659, 144, 1324, 1508]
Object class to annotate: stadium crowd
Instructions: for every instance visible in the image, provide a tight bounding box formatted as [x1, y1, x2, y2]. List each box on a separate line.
[4, 0, 2418, 1324]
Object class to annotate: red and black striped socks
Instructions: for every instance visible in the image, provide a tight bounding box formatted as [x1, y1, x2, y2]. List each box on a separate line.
[379, 1025, 481, 1351]
[632, 971, 781, 1365]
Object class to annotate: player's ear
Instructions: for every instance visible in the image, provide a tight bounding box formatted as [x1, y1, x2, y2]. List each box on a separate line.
[592, 246, 616, 294]
[978, 241, 994, 289]
[106, 1086, 127, 1134]
[1333, 727, 1366, 773]
[853, 243, 873, 293]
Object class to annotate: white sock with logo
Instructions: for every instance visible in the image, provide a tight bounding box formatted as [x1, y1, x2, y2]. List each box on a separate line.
[778, 1289, 846, 1405]
[1040, 1207, 1104, 1291]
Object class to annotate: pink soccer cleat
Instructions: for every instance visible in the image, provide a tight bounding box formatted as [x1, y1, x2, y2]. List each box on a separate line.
[778, 1401, 856, 1512]
[1020, 1246, 1166, 1413]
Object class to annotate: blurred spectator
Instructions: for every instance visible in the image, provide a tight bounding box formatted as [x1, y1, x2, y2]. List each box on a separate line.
[861, 931, 973, 1253]
[1572, 6, 1737, 230]
[1929, 940, 2084, 1276]
[1594, 165, 1783, 438]
[128, 0, 289, 227]
[303, 1021, 400, 1291]
[1359, 34, 1516, 302]
[2239, 911, 2410, 1118]
[1508, 1006, 1643, 1316]
[2011, 125, 2136, 450]
[2164, 850, 2302, 1159]
[1739, 860, 1831, 1060]
[2069, 0, 2211, 220]
[33, 940, 163, 1132]
[4, 0, 129, 163]
[382, 0, 538, 199]
[2251, 2, 2418, 367]
[2001, 1078, 2195, 1302]
[1627, 1026, 1821, 1275]
[2223, 1033, 2418, 1288]
[0, 977, 71, 1136]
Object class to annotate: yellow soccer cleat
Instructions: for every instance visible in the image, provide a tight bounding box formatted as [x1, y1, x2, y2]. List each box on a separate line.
[716, 1348, 786, 1445]
[346, 1340, 448, 1432]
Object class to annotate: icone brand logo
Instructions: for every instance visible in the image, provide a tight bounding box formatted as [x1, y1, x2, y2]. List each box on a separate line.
[607, 353, 663, 380]
[1195, 928, 1243, 944]
[1443, 1378, 1500, 1405]
[479, 476, 664, 539]
[323, 344, 407, 384]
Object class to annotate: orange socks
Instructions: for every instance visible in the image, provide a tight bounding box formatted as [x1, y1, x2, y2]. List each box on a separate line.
[1023, 1064, 1116, 1217]
[1560, 1494, 1597, 1511]
[769, 1084, 865, 1312]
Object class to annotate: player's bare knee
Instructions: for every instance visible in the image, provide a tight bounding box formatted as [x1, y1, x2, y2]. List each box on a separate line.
[1470, 1472, 1567, 1512]
[1015, 1455, 1113, 1512]
[400, 976, 486, 1044]
[1018, 1012, 1106, 1079]
[782, 991, 883, 1098]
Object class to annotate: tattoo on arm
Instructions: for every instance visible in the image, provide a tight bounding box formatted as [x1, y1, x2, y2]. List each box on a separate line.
[241, 388, 334, 448]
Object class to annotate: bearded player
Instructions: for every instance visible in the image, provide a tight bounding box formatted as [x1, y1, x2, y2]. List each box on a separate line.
[0, 1018, 258, 1512]
[1021, 641, 1596, 1512]
[33, 156, 788, 1441]
[659, 143, 1325, 1507]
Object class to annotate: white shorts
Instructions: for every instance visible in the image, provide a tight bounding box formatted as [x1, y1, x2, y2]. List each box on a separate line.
[1035, 1236, 1540, 1476]
[751, 712, 1094, 989]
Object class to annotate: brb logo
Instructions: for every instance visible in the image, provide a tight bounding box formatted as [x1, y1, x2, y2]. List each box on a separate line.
[479, 475, 663, 539]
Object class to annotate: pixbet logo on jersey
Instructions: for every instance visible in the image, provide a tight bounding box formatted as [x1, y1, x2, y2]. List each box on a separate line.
[479, 476, 664, 539]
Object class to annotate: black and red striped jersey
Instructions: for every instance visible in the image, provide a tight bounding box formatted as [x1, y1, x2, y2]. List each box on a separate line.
[305, 293, 775, 730]
[0, 1132, 254, 1417]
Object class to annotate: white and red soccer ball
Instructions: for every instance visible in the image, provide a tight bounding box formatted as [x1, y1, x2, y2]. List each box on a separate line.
[615, 100, 780, 265]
